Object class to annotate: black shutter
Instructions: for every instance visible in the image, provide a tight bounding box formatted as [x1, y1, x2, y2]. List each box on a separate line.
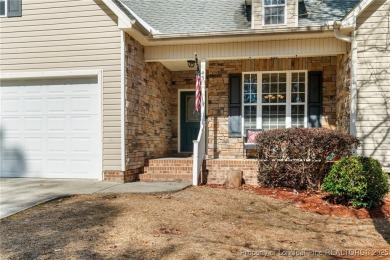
[8, 0, 22, 17]
[228, 75, 242, 137]
[307, 71, 322, 127]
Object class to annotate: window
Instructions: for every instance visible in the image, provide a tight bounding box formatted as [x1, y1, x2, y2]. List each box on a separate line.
[0, 0, 5, 16]
[0, 0, 22, 17]
[263, 0, 286, 25]
[242, 71, 307, 133]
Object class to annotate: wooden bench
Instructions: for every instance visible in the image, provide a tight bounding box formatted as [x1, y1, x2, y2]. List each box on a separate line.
[243, 129, 263, 157]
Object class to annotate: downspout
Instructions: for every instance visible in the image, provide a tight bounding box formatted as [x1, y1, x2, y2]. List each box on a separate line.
[333, 20, 357, 137]
[121, 31, 126, 173]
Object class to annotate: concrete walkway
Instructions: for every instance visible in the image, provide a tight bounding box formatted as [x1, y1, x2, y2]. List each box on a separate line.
[0, 178, 191, 219]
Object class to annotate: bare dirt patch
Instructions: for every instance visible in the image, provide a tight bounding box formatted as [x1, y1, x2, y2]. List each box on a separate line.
[1, 186, 389, 260]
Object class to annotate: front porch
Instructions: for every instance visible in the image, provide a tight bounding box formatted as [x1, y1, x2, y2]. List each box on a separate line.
[104, 34, 352, 184]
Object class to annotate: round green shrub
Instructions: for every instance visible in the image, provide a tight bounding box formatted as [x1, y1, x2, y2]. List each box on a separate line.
[322, 156, 389, 208]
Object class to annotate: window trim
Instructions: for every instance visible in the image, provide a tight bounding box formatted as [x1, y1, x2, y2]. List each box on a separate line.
[262, 0, 287, 26]
[0, 0, 7, 17]
[241, 70, 308, 135]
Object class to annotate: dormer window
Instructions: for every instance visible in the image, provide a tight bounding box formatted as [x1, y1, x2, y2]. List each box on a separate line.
[263, 0, 286, 25]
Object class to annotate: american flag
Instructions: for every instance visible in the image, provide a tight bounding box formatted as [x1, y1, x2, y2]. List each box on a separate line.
[195, 67, 201, 112]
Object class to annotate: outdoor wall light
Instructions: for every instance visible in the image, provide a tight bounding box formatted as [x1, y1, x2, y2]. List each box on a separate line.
[187, 60, 195, 68]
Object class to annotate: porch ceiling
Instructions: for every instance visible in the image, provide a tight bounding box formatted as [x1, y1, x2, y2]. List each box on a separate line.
[145, 37, 348, 70]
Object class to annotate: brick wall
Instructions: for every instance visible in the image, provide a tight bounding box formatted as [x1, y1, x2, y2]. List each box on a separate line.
[206, 57, 338, 159]
[205, 159, 258, 185]
[124, 35, 173, 181]
[336, 53, 351, 133]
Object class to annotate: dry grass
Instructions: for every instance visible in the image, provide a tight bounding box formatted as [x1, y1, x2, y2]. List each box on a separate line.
[1, 186, 389, 260]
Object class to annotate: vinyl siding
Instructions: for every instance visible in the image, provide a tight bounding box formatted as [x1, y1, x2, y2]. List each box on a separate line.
[253, 0, 297, 29]
[0, 0, 122, 171]
[355, 0, 390, 172]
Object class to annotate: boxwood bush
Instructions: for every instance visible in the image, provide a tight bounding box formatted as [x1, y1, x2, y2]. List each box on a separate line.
[322, 156, 389, 208]
[256, 128, 360, 190]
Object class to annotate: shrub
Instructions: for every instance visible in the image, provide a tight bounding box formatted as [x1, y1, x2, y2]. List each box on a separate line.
[322, 156, 389, 208]
[256, 128, 360, 191]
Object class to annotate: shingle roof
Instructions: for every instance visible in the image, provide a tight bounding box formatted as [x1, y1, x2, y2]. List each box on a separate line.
[299, 0, 361, 27]
[116, 0, 361, 34]
[117, 0, 251, 34]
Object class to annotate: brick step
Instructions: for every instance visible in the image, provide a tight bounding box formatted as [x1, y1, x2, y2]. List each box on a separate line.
[139, 173, 192, 182]
[141, 158, 193, 182]
[143, 166, 193, 174]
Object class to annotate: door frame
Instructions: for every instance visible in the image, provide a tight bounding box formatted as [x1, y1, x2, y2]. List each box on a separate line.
[178, 89, 208, 153]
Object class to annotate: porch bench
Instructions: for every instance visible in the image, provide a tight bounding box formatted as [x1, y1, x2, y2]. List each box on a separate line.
[243, 129, 263, 157]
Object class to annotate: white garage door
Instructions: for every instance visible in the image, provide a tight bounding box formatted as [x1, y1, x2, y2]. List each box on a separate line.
[0, 77, 101, 179]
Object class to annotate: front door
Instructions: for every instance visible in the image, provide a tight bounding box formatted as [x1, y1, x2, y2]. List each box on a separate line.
[180, 91, 200, 152]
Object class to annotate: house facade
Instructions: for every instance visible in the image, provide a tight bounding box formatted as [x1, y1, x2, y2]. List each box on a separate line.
[1, 0, 389, 184]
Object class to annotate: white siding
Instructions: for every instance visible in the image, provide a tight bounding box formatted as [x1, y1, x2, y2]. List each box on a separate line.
[145, 38, 347, 61]
[355, 0, 390, 172]
[0, 0, 122, 171]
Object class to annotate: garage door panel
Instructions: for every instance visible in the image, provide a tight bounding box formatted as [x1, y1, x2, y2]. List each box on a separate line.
[24, 98, 45, 113]
[0, 77, 101, 179]
[47, 160, 68, 175]
[70, 116, 96, 132]
[1, 118, 20, 132]
[25, 137, 45, 153]
[47, 97, 68, 114]
[47, 117, 68, 132]
[24, 117, 45, 132]
[47, 137, 68, 153]
[1, 98, 20, 114]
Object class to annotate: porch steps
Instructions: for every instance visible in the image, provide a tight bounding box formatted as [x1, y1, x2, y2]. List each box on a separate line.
[140, 158, 193, 182]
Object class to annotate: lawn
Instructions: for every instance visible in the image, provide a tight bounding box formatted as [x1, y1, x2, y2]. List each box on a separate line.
[1, 186, 389, 259]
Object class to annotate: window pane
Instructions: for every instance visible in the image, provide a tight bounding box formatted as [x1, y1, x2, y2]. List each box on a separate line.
[250, 94, 257, 103]
[264, 0, 272, 5]
[0, 0, 5, 16]
[251, 74, 257, 83]
[244, 106, 257, 132]
[277, 94, 286, 103]
[292, 73, 298, 82]
[270, 84, 278, 93]
[262, 84, 269, 93]
[251, 85, 257, 93]
[244, 74, 250, 83]
[271, 73, 278, 82]
[299, 83, 305, 92]
[279, 83, 286, 92]
[262, 105, 286, 129]
[244, 84, 250, 93]
[278, 14, 285, 24]
[262, 74, 270, 83]
[279, 73, 286, 82]
[291, 105, 305, 128]
[244, 94, 250, 103]
[299, 72, 305, 82]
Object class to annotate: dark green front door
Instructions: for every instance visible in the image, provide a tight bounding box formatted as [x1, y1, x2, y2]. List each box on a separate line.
[180, 91, 200, 152]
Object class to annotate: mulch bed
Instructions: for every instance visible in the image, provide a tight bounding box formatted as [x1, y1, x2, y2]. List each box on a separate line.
[207, 184, 390, 219]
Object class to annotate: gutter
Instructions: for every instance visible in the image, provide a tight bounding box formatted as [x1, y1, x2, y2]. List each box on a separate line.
[333, 20, 357, 137]
[149, 25, 334, 40]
